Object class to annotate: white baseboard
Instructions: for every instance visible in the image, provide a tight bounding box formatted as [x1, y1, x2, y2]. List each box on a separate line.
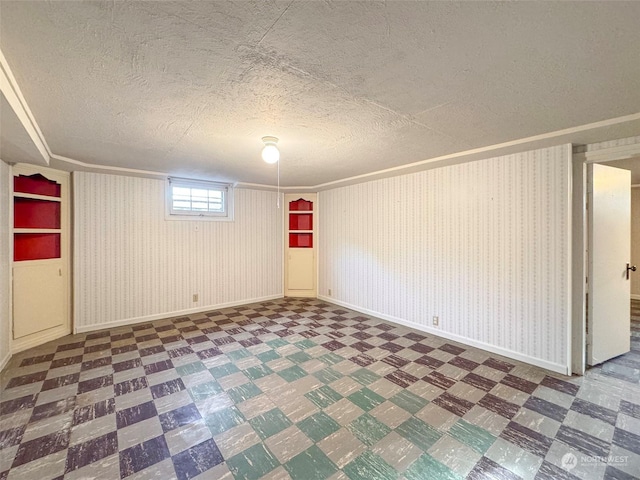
[631, 294, 640, 300]
[0, 351, 11, 372]
[75, 294, 284, 334]
[318, 295, 570, 376]
[11, 324, 71, 355]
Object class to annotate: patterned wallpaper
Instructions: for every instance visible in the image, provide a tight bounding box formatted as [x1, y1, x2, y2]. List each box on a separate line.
[0, 160, 11, 369]
[74, 173, 283, 331]
[318, 145, 571, 373]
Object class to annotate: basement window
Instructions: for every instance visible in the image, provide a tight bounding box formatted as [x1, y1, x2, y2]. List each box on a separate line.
[166, 177, 234, 221]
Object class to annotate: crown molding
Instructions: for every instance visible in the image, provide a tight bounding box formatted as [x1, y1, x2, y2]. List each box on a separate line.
[49, 153, 169, 179]
[0, 49, 51, 165]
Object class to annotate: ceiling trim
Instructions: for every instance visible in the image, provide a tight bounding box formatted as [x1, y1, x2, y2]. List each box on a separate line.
[0, 49, 51, 165]
[49, 153, 169, 180]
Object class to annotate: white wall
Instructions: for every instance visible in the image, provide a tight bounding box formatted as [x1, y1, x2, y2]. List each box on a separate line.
[632, 188, 640, 298]
[74, 173, 283, 331]
[0, 160, 11, 370]
[319, 145, 571, 374]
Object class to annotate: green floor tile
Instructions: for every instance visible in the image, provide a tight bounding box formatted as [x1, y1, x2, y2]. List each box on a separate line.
[396, 417, 442, 451]
[209, 362, 240, 378]
[404, 454, 463, 480]
[347, 413, 392, 446]
[278, 365, 308, 382]
[318, 352, 343, 365]
[347, 387, 385, 411]
[228, 382, 262, 403]
[305, 385, 342, 409]
[295, 339, 316, 350]
[297, 411, 341, 442]
[287, 351, 313, 364]
[257, 350, 280, 363]
[343, 450, 397, 480]
[244, 364, 274, 381]
[389, 389, 429, 415]
[351, 368, 381, 385]
[314, 367, 343, 384]
[226, 443, 280, 480]
[189, 381, 223, 401]
[284, 445, 338, 480]
[267, 338, 288, 348]
[227, 348, 251, 361]
[249, 408, 293, 439]
[205, 406, 245, 436]
[448, 419, 496, 454]
[176, 361, 206, 376]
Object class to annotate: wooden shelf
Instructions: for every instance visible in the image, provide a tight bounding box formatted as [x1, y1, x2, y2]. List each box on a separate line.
[288, 198, 314, 248]
[14, 228, 62, 234]
[289, 198, 313, 211]
[11, 257, 61, 267]
[14, 197, 61, 229]
[289, 232, 313, 248]
[14, 232, 61, 261]
[13, 172, 63, 262]
[289, 212, 312, 230]
[14, 192, 61, 202]
[14, 173, 61, 197]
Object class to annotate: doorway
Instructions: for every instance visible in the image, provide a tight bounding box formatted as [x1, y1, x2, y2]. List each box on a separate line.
[571, 149, 640, 375]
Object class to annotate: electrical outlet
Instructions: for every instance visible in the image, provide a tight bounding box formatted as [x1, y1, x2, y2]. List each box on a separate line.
[328, 289, 332, 296]
[193, 294, 198, 302]
[432, 316, 439, 326]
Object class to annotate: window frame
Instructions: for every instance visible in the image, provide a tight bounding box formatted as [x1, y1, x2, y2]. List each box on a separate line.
[165, 177, 234, 221]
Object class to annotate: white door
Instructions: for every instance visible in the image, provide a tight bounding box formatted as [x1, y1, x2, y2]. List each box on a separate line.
[13, 262, 65, 338]
[288, 249, 315, 291]
[587, 163, 632, 365]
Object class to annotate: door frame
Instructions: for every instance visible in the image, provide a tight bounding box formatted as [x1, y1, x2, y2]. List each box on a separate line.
[572, 143, 640, 374]
[11, 163, 72, 353]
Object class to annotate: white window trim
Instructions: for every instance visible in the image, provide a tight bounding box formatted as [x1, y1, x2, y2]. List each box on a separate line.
[165, 177, 234, 222]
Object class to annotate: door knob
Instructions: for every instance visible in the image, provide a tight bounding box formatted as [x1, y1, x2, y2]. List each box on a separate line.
[627, 263, 637, 280]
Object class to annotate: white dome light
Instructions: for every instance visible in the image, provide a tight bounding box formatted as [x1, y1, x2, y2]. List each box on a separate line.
[261, 136, 279, 164]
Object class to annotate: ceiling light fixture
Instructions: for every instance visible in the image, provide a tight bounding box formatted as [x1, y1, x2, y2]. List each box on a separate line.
[261, 136, 280, 164]
[261, 136, 281, 208]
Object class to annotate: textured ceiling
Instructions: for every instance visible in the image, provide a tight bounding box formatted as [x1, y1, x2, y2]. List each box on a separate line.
[1, 1, 640, 186]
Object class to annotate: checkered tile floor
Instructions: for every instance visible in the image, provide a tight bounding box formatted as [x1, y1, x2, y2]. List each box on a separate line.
[1, 298, 639, 480]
